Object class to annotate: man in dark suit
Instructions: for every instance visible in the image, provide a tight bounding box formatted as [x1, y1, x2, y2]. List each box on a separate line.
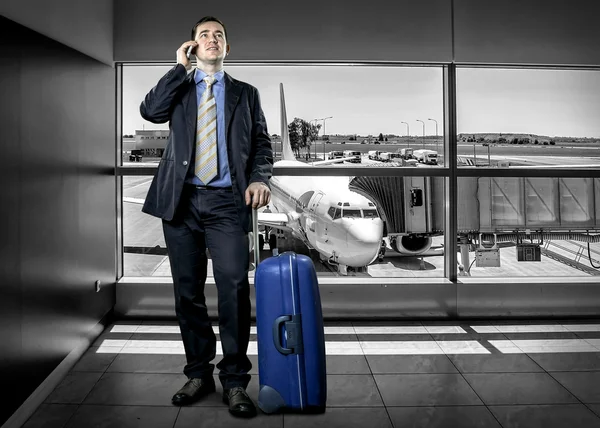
[139, 16, 272, 418]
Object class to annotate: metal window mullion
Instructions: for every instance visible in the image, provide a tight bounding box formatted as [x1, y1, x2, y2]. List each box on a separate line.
[443, 64, 458, 283]
[116, 63, 124, 281]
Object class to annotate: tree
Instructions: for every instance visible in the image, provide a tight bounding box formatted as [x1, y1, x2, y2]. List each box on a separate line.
[288, 117, 320, 156]
[378, 133, 384, 141]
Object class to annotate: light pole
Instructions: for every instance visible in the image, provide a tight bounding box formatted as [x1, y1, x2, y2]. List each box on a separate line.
[315, 116, 333, 160]
[416, 119, 425, 149]
[428, 118, 438, 154]
[401, 121, 409, 148]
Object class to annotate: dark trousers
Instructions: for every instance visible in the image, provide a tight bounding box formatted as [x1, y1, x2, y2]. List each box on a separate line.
[162, 186, 251, 389]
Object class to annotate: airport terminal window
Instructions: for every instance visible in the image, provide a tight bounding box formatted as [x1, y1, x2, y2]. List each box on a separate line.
[120, 64, 600, 281]
[456, 68, 600, 169]
[453, 67, 600, 278]
[121, 64, 445, 278]
[456, 176, 600, 278]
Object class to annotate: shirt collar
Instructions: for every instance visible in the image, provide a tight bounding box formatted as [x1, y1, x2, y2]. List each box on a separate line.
[194, 68, 224, 85]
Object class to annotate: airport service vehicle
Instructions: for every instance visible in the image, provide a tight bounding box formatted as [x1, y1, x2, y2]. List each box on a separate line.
[399, 148, 414, 159]
[413, 149, 438, 165]
[368, 150, 381, 160]
[377, 152, 391, 162]
[343, 150, 361, 163]
[327, 151, 343, 160]
[129, 149, 143, 162]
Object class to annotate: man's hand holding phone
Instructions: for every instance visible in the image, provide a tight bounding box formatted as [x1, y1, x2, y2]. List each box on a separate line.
[177, 41, 197, 71]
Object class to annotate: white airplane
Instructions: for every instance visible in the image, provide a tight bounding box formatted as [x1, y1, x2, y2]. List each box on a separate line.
[256, 83, 385, 274]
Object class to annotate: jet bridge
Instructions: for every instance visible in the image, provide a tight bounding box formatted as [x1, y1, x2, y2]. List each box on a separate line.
[349, 176, 600, 266]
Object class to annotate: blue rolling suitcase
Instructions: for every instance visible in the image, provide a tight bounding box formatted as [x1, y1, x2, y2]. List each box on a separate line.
[252, 210, 327, 414]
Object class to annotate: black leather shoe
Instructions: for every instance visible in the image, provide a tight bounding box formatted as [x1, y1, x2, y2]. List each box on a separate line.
[172, 378, 216, 405]
[223, 386, 257, 418]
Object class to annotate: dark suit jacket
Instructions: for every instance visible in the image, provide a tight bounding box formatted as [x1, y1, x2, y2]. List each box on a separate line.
[139, 64, 273, 233]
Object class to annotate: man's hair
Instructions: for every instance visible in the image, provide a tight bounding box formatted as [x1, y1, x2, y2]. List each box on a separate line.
[191, 16, 228, 41]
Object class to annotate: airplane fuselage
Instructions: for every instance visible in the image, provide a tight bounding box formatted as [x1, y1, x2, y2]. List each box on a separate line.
[268, 160, 384, 267]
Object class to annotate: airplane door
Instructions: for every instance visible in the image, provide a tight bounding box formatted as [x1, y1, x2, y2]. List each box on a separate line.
[306, 193, 324, 237]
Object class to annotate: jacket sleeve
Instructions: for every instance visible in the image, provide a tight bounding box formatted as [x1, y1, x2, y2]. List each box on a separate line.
[248, 86, 274, 186]
[139, 64, 189, 124]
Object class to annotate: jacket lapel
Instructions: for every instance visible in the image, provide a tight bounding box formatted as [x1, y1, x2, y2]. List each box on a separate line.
[224, 72, 242, 135]
[183, 70, 197, 139]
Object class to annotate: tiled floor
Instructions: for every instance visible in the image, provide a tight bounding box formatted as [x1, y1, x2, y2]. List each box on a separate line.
[20, 319, 600, 428]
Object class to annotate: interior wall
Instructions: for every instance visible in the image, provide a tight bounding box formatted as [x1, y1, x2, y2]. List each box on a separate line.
[454, 0, 600, 66]
[114, 0, 600, 66]
[0, 0, 113, 65]
[0, 16, 116, 425]
[114, 0, 453, 62]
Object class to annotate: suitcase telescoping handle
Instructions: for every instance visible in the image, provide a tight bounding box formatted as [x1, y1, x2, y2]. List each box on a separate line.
[252, 208, 260, 268]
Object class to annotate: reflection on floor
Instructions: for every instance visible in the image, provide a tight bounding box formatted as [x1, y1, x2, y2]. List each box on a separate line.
[22, 320, 600, 428]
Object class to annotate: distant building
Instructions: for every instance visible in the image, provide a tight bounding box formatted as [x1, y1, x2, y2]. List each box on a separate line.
[133, 130, 169, 157]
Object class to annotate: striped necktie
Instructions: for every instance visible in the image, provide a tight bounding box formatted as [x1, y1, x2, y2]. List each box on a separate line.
[195, 75, 218, 183]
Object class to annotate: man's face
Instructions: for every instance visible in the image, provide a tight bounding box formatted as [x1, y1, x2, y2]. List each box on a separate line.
[193, 21, 229, 63]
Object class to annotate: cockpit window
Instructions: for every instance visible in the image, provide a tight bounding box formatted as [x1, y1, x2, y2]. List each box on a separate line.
[342, 209, 362, 218]
[363, 209, 379, 218]
[328, 206, 341, 220]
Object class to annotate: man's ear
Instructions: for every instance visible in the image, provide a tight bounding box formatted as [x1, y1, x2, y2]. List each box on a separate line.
[225, 45, 230, 56]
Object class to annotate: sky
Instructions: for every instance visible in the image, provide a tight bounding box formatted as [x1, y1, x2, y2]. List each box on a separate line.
[123, 65, 600, 138]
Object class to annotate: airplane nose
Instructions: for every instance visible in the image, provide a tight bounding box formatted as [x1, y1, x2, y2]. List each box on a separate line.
[347, 221, 382, 245]
[338, 220, 383, 267]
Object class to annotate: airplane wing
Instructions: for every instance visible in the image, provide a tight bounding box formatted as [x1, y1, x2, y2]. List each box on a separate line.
[257, 211, 292, 231]
[124, 196, 145, 204]
[311, 156, 358, 166]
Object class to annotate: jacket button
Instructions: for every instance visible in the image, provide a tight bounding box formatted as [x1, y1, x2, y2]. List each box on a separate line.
[183, 161, 188, 166]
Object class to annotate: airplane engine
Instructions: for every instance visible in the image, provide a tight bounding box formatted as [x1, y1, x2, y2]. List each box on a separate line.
[389, 234, 432, 255]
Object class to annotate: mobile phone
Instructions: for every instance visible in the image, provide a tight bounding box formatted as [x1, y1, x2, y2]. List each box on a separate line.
[186, 45, 195, 59]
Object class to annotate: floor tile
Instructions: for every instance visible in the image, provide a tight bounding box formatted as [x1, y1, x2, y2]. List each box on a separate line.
[448, 353, 543, 373]
[436, 340, 495, 354]
[92, 329, 134, 347]
[322, 334, 359, 342]
[176, 407, 282, 428]
[503, 332, 580, 341]
[325, 355, 371, 374]
[528, 352, 600, 371]
[430, 333, 508, 343]
[71, 347, 118, 372]
[374, 374, 482, 406]
[366, 355, 458, 374]
[82, 372, 188, 406]
[509, 339, 598, 353]
[22, 404, 78, 428]
[360, 340, 442, 355]
[44, 372, 103, 404]
[551, 371, 600, 403]
[284, 407, 392, 428]
[463, 372, 579, 405]
[107, 352, 186, 373]
[387, 406, 501, 428]
[129, 332, 186, 341]
[325, 375, 383, 407]
[65, 405, 179, 428]
[589, 404, 600, 418]
[357, 334, 434, 342]
[488, 404, 600, 428]
[560, 322, 600, 333]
